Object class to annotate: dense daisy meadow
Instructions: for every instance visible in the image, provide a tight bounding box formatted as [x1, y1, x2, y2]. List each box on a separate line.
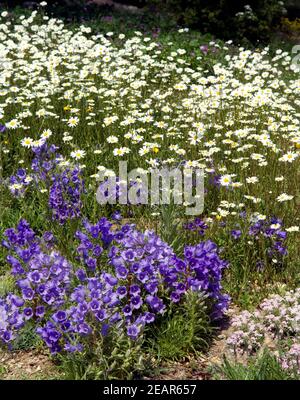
[0, 3, 300, 380]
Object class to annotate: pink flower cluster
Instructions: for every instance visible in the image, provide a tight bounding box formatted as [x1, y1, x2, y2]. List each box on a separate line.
[227, 288, 300, 375]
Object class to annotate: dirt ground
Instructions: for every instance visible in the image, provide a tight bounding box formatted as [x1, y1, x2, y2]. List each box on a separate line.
[0, 349, 60, 380]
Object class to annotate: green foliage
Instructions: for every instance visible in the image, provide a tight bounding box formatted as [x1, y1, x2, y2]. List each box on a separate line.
[0, 273, 15, 297]
[158, 204, 187, 255]
[0, 359, 6, 376]
[3, 1, 104, 21]
[59, 329, 146, 380]
[147, 0, 286, 43]
[213, 351, 298, 380]
[148, 291, 213, 361]
[11, 323, 43, 351]
[210, 216, 300, 309]
[0, 364, 7, 378]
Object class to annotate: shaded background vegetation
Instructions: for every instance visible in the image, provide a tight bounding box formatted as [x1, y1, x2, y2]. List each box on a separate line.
[0, 1, 299, 44]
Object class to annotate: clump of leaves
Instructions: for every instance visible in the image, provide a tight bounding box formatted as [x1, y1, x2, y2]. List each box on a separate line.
[158, 203, 186, 255]
[0, 273, 15, 297]
[0, 364, 7, 378]
[148, 291, 213, 361]
[213, 352, 297, 381]
[12, 323, 43, 351]
[58, 329, 146, 380]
